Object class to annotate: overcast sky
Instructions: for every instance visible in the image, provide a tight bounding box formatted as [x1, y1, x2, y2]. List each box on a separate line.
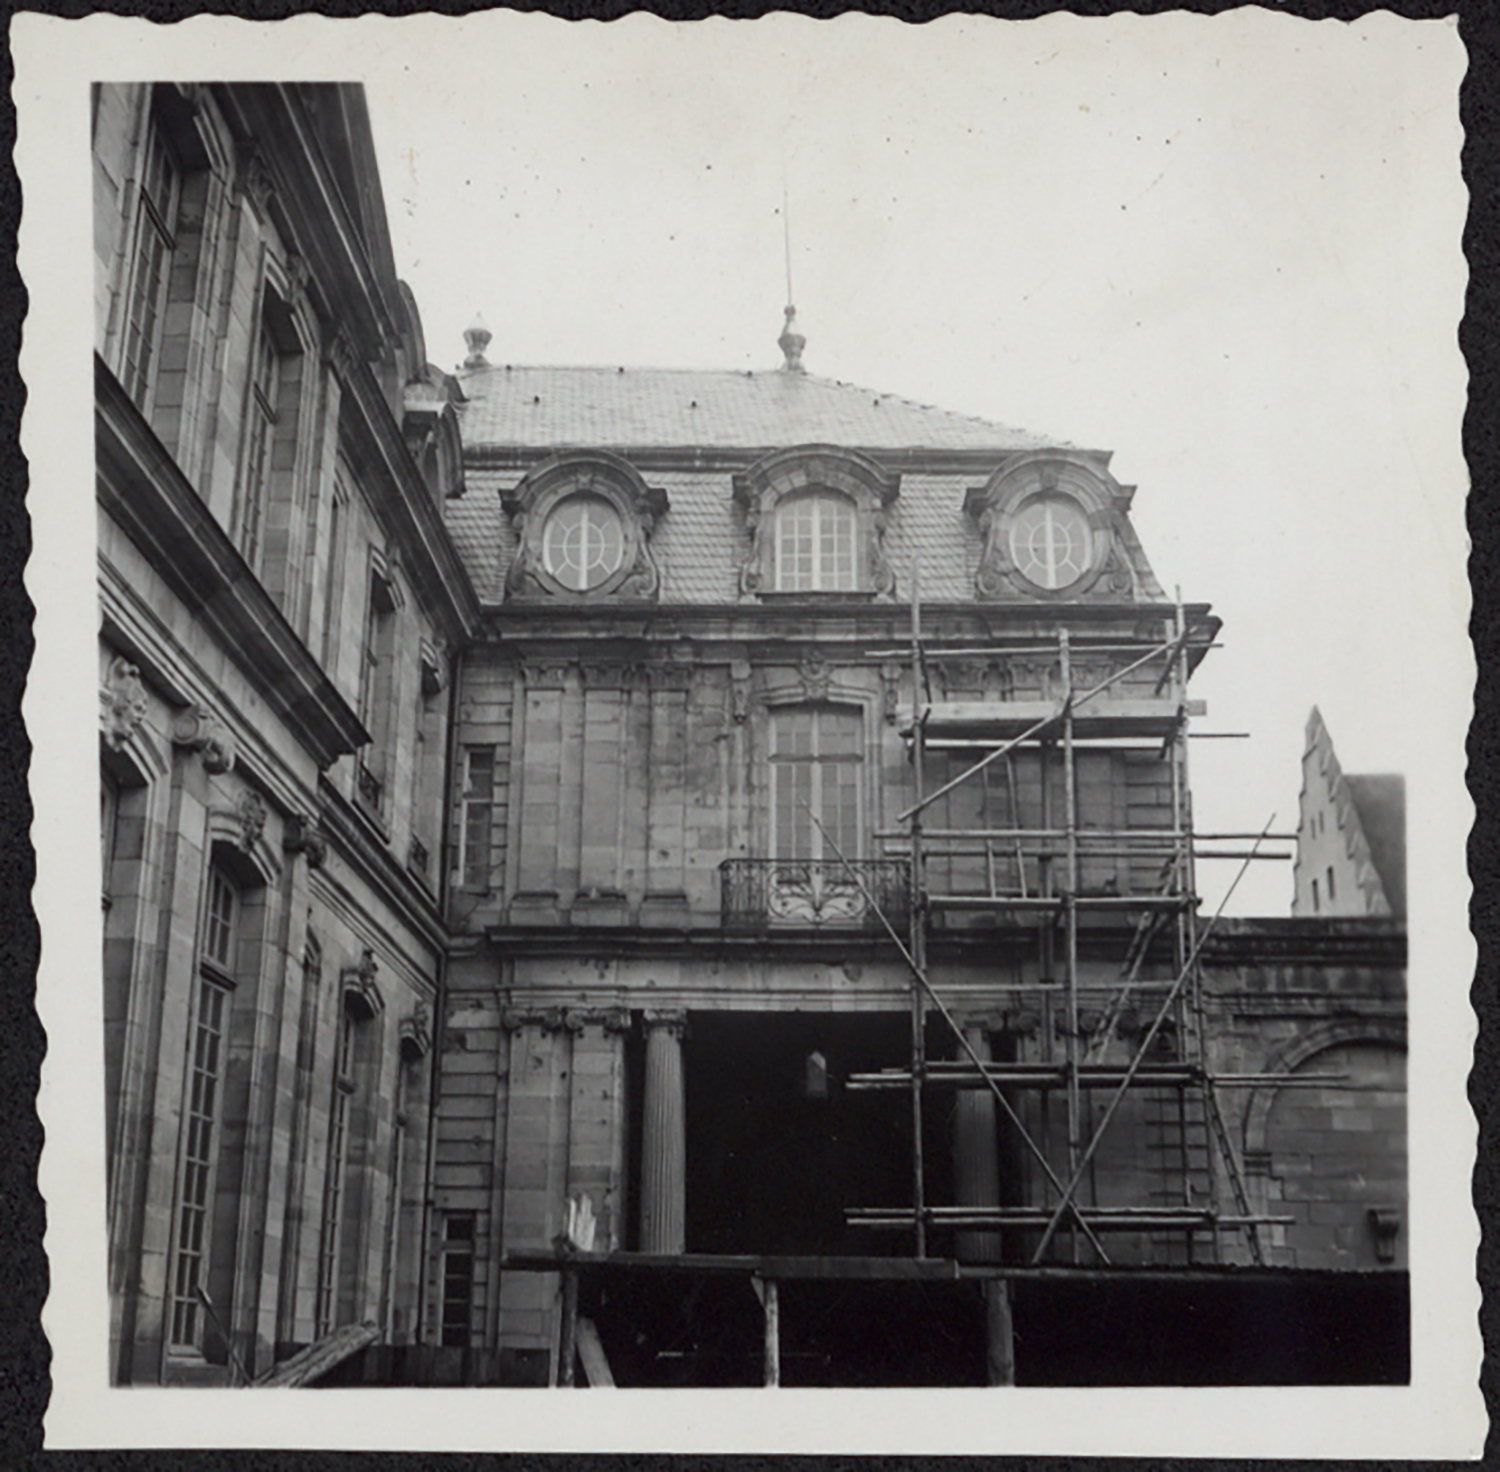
[357, 10, 1467, 914]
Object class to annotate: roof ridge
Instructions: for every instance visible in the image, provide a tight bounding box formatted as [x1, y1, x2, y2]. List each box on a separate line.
[454, 361, 1052, 438]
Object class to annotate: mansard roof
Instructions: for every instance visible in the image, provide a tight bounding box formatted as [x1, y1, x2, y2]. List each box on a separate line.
[444, 358, 1175, 607]
[454, 363, 1067, 455]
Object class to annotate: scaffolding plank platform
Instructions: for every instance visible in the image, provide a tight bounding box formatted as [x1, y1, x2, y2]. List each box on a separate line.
[927, 893, 1193, 912]
[906, 698, 1201, 741]
[504, 1251, 965, 1280]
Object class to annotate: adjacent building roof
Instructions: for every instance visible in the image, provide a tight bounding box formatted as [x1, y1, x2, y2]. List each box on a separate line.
[453, 363, 1070, 454]
[1345, 774, 1408, 921]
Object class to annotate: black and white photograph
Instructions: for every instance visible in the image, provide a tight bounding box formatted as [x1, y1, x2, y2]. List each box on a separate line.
[17, 6, 1480, 1456]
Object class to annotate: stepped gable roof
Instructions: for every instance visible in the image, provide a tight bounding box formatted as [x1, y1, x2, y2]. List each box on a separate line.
[1345, 773, 1407, 921]
[453, 363, 1068, 454]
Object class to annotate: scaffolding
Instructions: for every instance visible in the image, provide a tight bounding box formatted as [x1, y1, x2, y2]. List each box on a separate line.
[834, 583, 1295, 1278]
[512, 584, 1337, 1389]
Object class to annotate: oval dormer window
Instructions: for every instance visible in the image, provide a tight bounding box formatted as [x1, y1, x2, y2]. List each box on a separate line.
[1007, 496, 1094, 591]
[542, 494, 625, 592]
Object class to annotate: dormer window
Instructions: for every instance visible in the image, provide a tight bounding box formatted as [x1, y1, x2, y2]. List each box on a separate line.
[734, 445, 901, 601]
[502, 451, 667, 602]
[542, 494, 626, 591]
[966, 452, 1127, 602]
[774, 493, 857, 592]
[1008, 495, 1094, 591]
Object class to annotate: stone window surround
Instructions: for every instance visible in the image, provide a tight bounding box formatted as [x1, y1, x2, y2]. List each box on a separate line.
[164, 821, 279, 1368]
[501, 450, 669, 602]
[750, 674, 883, 864]
[105, 85, 231, 421]
[732, 443, 901, 601]
[964, 451, 1131, 602]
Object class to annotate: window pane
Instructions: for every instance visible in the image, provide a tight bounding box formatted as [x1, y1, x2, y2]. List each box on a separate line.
[170, 975, 229, 1347]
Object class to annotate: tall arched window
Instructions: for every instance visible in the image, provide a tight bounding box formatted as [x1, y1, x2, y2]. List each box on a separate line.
[316, 994, 360, 1337]
[774, 493, 856, 592]
[770, 706, 864, 859]
[169, 861, 238, 1351]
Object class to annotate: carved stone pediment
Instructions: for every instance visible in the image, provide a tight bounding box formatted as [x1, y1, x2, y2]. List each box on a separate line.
[501, 451, 668, 602]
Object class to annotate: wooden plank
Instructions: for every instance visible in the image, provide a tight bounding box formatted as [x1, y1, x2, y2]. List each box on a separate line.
[577, 1319, 615, 1388]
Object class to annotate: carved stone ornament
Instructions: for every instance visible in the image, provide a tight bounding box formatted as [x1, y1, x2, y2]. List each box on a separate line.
[399, 1001, 433, 1061]
[1367, 1207, 1401, 1264]
[879, 662, 903, 725]
[419, 639, 446, 697]
[324, 330, 361, 384]
[642, 1007, 689, 1038]
[501, 450, 668, 602]
[797, 649, 833, 702]
[565, 1005, 632, 1035]
[502, 1005, 567, 1033]
[171, 703, 236, 774]
[729, 658, 753, 724]
[521, 661, 572, 692]
[341, 947, 384, 1018]
[100, 656, 149, 751]
[732, 444, 900, 599]
[965, 452, 1132, 603]
[235, 790, 268, 853]
[285, 252, 311, 298]
[282, 812, 328, 869]
[236, 144, 276, 214]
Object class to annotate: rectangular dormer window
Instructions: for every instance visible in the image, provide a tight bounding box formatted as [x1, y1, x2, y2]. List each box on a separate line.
[774, 494, 857, 592]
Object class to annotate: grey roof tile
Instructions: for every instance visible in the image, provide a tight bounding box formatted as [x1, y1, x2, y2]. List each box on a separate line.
[442, 364, 1168, 608]
[454, 364, 1069, 453]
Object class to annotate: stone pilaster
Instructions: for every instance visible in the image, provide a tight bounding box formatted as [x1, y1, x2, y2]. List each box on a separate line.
[640, 1009, 688, 1254]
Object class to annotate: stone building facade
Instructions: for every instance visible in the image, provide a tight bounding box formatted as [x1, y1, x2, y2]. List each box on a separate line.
[95, 83, 477, 1385]
[95, 84, 1406, 1389]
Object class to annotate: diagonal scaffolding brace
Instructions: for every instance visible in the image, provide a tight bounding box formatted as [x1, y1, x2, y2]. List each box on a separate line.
[1027, 816, 1276, 1263]
[801, 801, 1112, 1262]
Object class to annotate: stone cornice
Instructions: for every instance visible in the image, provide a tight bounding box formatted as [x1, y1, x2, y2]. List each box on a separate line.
[1200, 918, 1407, 969]
[314, 774, 446, 956]
[475, 601, 1219, 649]
[213, 85, 395, 361]
[96, 358, 369, 771]
[464, 444, 1115, 478]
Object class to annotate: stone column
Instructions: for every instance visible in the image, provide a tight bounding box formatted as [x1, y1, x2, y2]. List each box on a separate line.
[640, 1009, 688, 1254]
[954, 1020, 1002, 1265]
[953, 1018, 1014, 1386]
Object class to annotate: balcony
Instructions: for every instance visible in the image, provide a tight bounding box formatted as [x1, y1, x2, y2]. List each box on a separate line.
[720, 858, 911, 933]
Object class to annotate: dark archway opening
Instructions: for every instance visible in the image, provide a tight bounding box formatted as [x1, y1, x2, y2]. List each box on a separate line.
[684, 1010, 943, 1258]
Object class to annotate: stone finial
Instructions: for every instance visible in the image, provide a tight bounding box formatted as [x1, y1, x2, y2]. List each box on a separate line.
[778, 304, 805, 372]
[463, 314, 492, 369]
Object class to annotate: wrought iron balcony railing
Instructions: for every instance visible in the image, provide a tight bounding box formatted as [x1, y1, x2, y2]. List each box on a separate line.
[720, 858, 911, 932]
